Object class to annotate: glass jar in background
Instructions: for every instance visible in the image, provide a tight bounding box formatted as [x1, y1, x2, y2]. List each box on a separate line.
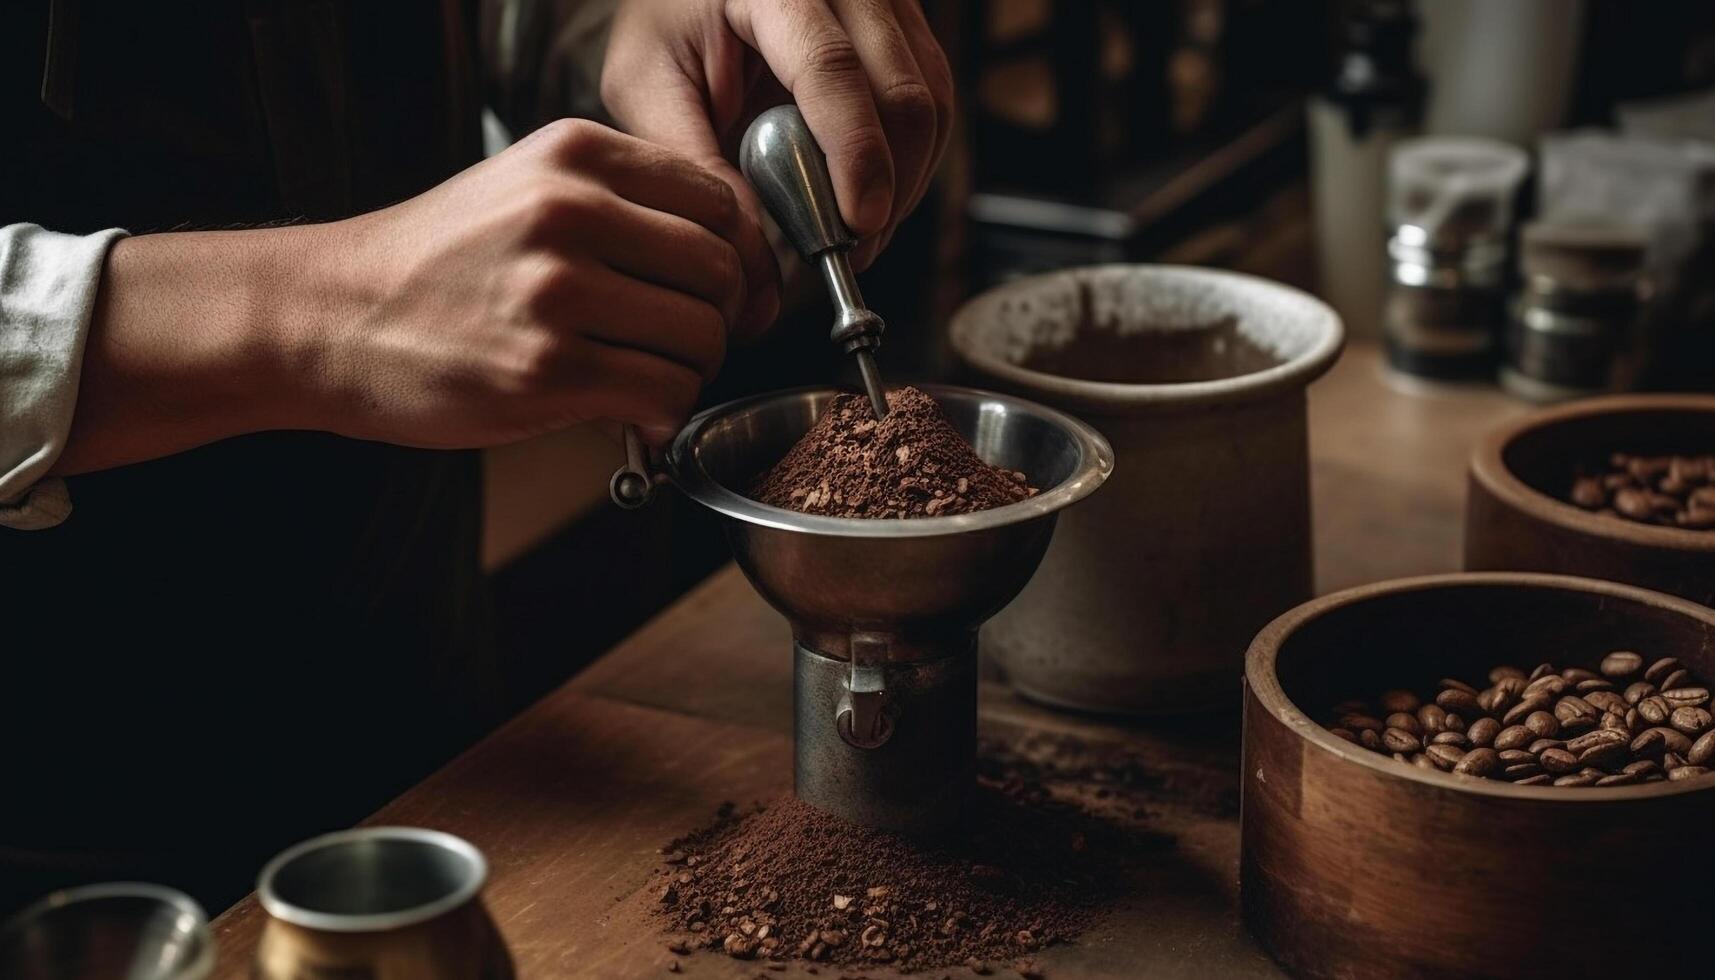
[1384, 137, 1530, 381]
[1502, 221, 1650, 402]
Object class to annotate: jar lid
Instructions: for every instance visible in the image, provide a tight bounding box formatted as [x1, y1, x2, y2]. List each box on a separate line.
[1388, 137, 1530, 252]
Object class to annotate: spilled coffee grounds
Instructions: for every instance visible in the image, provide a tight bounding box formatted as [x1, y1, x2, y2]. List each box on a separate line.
[649, 790, 1130, 974]
[751, 386, 1037, 518]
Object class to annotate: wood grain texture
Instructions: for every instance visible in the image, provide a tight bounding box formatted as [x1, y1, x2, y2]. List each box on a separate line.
[1241, 574, 1715, 979]
[208, 341, 1526, 978]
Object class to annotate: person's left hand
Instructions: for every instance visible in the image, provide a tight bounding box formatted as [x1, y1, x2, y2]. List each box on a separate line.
[601, 0, 955, 333]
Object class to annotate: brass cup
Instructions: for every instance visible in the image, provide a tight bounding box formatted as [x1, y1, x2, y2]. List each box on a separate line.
[254, 827, 512, 980]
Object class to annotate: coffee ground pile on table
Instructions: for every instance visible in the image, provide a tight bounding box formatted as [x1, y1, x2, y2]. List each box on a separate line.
[649, 788, 1131, 975]
[751, 386, 1037, 518]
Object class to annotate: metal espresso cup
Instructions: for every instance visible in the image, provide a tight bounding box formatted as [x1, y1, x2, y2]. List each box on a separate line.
[0, 882, 213, 980]
[255, 827, 512, 980]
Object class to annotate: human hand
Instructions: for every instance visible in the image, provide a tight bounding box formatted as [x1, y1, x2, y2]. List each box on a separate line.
[601, 0, 954, 276]
[312, 119, 769, 447]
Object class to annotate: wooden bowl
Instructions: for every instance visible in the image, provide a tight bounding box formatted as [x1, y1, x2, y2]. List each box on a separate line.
[1466, 393, 1715, 606]
[1241, 573, 1715, 980]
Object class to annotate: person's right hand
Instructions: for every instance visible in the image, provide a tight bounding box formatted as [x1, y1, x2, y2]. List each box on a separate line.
[308, 118, 773, 447]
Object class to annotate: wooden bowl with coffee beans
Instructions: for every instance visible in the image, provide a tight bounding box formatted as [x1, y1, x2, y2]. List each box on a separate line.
[1241, 572, 1715, 980]
[1466, 393, 1715, 607]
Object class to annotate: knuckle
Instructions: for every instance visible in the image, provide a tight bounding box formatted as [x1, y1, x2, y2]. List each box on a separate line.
[877, 78, 937, 132]
[536, 116, 607, 164]
[801, 35, 867, 91]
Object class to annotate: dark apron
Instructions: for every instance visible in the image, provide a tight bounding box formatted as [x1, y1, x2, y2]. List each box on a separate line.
[0, 0, 495, 914]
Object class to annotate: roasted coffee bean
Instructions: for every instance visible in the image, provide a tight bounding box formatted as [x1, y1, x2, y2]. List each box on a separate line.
[1670, 706, 1713, 736]
[1554, 695, 1600, 730]
[1631, 728, 1670, 756]
[1435, 688, 1481, 716]
[1645, 657, 1684, 685]
[1600, 651, 1644, 677]
[1385, 711, 1423, 735]
[1453, 747, 1498, 777]
[1392, 751, 1410, 763]
[1431, 731, 1470, 748]
[1539, 748, 1579, 774]
[1668, 766, 1711, 782]
[1571, 477, 1607, 508]
[1529, 662, 1556, 681]
[1561, 668, 1601, 685]
[1417, 704, 1448, 734]
[1467, 717, 1501, 748]
[1524, 675, 1568, 700]
[1575, 678, 1615, 693]
[1689, 731, 1715, 767]
[1477, 685, 1516, 715]
[1595, 773, 1640, 787]
[1566, 729, 1626, 755]
[1660, 668, 1693, 692]
[1583, 690, 1627, 715]
[1359, 729, 1383, 751]
[1411, 753, 1437, 771]
[1503, 696, 1553, 726]
[1493, 726, 1534, 751]
[1528, 738, 1564, 754]
[1513, 774, 1552, 786]
[1341, 713, 1386, 733]
[1626, 706, 1641, 730]
[1379, 689, 1420, 713]
[1578, 741, 1629, 771]
[1622, 760, 1661, 777]
[1442, 714, 1466, 733]
[1554, 772, 1601, 787]
[1523, 711, 1560, 738]
[1662, 687, 1710, 709]
[1624, 681, 1657, 705]
[1383, 728, 1422, 753]
[1614, 488, 1655, 519]
[1502, 762, 1544, 781]
[1426, 744, 1466, 771]
[1440, 677, 1480, 696]
[1600, 712, 1630, 735]
[1664, 752, 1687, 770]
[1489, 665, 1528, 684]
[1638, 696, 1673, 726]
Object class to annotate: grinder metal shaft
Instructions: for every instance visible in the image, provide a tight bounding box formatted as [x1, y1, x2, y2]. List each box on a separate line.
[740, 105, 889, 419]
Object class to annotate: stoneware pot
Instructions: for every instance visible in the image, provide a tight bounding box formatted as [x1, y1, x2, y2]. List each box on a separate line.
[950, 264, 1343, 713]
[1242, 572, 1715, 980]
[1466, 393, 1715, 606]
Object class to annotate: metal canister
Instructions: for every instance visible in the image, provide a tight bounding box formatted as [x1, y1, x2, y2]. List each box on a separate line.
[254, 827, 512, 980]
[1502, 221, 1650, 401]
[1384, 137, 1529, 380]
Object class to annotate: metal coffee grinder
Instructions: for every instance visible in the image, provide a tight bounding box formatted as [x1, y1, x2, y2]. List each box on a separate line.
[659, 106, 1112, 835]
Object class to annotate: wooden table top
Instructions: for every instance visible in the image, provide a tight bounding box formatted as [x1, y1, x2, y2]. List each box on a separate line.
[209, 343, 1528, 978]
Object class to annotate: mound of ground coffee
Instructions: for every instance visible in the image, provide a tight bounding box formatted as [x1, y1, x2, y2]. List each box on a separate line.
[751, 386, 1037, 518]
[649, 789, 1129, 975]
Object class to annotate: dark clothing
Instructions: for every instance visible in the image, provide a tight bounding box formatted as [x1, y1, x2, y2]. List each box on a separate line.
[2, 0, 494, 914]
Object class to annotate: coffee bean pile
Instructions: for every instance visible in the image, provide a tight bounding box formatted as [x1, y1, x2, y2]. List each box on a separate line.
[1326, 652, 1715, 787]
[1570, 453, 1715, 530]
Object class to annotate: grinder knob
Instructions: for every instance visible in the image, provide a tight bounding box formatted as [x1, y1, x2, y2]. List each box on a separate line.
[740, 105, 889, 418]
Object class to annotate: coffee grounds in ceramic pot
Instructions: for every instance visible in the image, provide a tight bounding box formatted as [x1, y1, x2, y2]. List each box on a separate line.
[751, 386, 1036, 518]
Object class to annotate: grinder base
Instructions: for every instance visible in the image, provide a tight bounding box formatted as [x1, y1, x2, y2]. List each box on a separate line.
[793, 644, 975, 835]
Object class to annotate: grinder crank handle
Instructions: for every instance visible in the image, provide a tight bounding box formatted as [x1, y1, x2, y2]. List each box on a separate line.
[739, 105, 889, 419]
[608, 423, 655, 510]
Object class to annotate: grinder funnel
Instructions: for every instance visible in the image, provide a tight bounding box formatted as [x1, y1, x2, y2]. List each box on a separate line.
[668, 385, 1111, 832]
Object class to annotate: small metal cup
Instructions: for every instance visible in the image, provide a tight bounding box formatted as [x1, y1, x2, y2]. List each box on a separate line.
[255, 827, 512, 980]
[0, 882, 213, 980]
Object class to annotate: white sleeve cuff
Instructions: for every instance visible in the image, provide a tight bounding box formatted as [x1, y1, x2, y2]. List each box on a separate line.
[0, 223, 128, 530]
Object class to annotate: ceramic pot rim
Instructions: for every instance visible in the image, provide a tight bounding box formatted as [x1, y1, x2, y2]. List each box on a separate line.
[949, 264, 1345, 415]
[1469, 393, 1715, 553]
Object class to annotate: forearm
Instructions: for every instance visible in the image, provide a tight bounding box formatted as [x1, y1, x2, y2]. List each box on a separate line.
[52, 224, 344, 475]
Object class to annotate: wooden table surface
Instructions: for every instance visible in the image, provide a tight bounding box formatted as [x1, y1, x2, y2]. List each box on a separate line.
[210, 343, 1528, 979]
